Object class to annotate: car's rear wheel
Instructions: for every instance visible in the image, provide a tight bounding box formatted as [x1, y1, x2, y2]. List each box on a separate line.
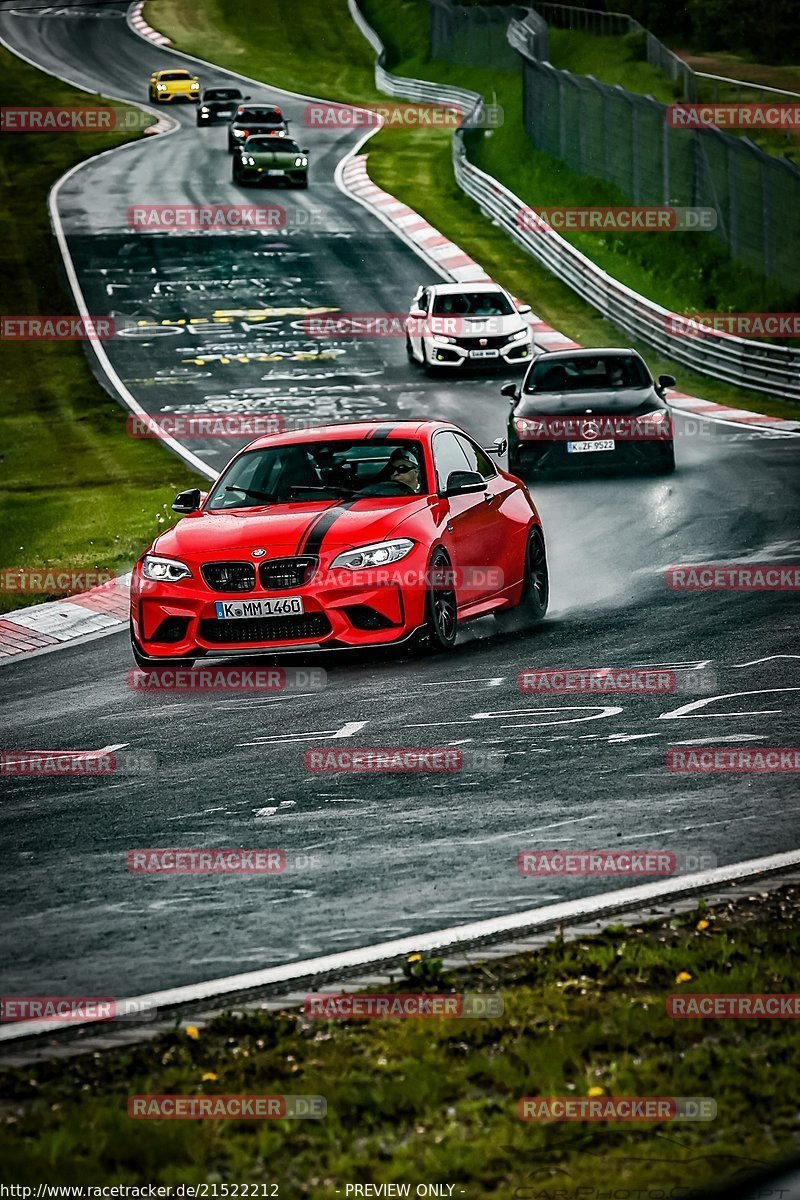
[131, 636, 194, 674]
[495, 527, 548, 631]
[421, 550, 458, 652]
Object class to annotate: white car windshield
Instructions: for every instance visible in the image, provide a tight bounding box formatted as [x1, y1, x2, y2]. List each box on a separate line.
[431, 291, 514, 317]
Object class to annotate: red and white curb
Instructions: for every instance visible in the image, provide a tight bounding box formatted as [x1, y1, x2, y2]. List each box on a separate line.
[129, 0, 170, 47]
[340, 156, 800, 435]
[0, 575, 130, 663]
[143, 112, 177, 136]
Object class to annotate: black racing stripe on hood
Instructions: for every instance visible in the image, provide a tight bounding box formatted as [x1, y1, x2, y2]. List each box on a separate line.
[294, 502, 337, 555]
[297, 499, 361, 556]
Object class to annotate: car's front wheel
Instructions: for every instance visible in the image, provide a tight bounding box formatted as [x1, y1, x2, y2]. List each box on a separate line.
[495, 527, 548, 631]
[421, 549, 458, 652]
[130, 636, 194, 674]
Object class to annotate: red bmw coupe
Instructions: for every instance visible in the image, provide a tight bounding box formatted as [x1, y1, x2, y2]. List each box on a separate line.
[130, 420, 548, 668]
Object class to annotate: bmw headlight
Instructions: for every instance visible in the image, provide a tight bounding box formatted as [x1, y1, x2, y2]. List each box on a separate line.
[509, 326, 529, 342]
[295, 156, 308, 166]
[201, 106, 209, 114]
[331, 539, 415, 570]
[242, 156, 255, 166]
[141, 555, 193, 583]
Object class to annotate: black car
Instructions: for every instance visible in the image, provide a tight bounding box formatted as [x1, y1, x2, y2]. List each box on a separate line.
[503, 348, 676, 476]
[197, 87, 248, 126]
[227, 104, 289, 152]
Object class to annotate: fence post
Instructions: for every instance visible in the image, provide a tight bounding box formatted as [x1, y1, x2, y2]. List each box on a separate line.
[727, 143, 738, 260]
[662, 104, 670, 205]
[761, 158, 773, 280]
[559, 72, 567, 159]
[631, 96, 641, 204]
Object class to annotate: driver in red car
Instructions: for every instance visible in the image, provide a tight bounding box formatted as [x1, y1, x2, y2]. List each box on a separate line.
[358, 449, 422, 496]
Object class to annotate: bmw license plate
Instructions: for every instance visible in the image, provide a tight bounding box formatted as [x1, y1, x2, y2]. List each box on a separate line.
[267, 169, 285, 176]
[567, 439, 615, 453]
[215, 597, 304, 619]
[470, 348, 499, 359]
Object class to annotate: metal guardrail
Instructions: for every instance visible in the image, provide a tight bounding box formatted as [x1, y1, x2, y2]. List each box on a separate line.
[453, 151, 800, 400]
[695, 71, 800, 101]
[349, 0, 482, 115]
[348, 0, 800, 402]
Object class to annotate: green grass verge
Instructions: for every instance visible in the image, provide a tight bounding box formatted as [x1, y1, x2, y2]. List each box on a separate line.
[548, 29, 683, 101]
[146, 0, 799, 421]
[546, 29, 800, 164]
[0, 48, 202, 616]
[2, 888, 799, 1190]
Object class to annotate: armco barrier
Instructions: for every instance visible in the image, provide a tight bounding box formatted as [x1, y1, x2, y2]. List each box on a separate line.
[349, 0, 800, 403]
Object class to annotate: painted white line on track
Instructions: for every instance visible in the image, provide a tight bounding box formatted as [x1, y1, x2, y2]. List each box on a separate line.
[3, 848, 800, 1044]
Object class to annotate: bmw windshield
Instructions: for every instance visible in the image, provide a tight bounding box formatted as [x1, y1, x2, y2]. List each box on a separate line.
[207, 440, 428, 509]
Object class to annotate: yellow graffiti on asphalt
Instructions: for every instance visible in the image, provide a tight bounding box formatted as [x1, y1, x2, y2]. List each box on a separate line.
[182, 350, 343, 365]
[134, 306, 340, 332]
[212, 307, 340, 319]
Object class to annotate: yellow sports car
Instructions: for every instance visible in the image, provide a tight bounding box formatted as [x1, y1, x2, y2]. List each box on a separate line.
[148, 69, 200, 103]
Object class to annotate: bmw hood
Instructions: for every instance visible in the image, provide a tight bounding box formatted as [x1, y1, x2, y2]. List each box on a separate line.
[153, 497, 428, 560]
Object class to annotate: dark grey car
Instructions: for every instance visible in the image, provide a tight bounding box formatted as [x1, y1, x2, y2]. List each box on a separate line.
[504, 347, 676, 476]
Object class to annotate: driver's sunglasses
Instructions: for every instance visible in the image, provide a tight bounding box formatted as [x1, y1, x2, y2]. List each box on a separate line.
[391, 462, 417, 474]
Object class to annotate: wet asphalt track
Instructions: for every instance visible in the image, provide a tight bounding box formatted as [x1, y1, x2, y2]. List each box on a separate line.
[0, 1, 799, 996]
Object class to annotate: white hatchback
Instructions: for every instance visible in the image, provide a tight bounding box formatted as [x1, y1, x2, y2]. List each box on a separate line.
[405, 281, 534, 371]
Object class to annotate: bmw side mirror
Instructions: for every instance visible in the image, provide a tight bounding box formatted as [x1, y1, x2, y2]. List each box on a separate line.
[484, 437, 508, 456]
[657, 374, 676, 392]
[444, 470, 486, 496]
[501, 381, 520, 402]
[172, 488, 203, 514]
